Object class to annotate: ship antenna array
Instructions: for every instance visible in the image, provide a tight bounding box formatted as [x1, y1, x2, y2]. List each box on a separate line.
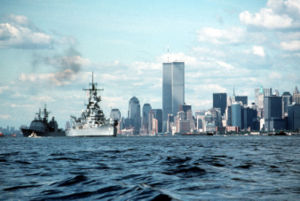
[83, 72, 104, 92]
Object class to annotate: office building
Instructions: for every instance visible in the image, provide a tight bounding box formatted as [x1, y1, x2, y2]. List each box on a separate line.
[128, 96, 141, 134]
[231, 103, 242, 128]
[243, 106, 259, 131]
[264, 96, 285, 131]
[282, 92, 292, 118]
[255, 87, 272, 118]
[149, 109, 163, 134]
[162, 62, 185, 131]
[142, 103, 152, 134]
[293, 87, 300, 104]
[213, 93, 227, 116]
[288, 104, 300, 130]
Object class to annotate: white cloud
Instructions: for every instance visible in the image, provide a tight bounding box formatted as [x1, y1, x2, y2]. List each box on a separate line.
[252, 46, 266, 57]
[0, 86, 9, 94]
[216, 61, 235, 70]
[197, 27, 245, 44]
[240, 9, 292, 29]
[193, 84, 227, 93]
[9, 14, 29, 25]
[0, 114, 11, 119]
[268, 0, 300, 17]
[240, 0, 300, 29]
[269, 71, 282, 79]
[10, 103, 34, 108]
[280, 40, 300, 51]
[0, 15, 53, 49]
[19, 70, 78, 86]
[159, 52, 197, 66]
[31, 95, 55, 103]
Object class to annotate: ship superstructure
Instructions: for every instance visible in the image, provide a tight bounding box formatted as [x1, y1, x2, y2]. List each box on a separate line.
[67, 73, 117, 137]
[21, 106, 65, 137]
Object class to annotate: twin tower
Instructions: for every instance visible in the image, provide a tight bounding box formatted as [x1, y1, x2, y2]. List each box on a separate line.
[162, 62, 185, 132]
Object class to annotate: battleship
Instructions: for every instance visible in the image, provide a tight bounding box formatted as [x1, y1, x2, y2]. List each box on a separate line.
[21, 106, 65, 137]
[66, 73, 117, 137]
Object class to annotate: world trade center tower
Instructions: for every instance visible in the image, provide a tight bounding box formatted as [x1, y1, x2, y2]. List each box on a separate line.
[162, 62, 185, 132]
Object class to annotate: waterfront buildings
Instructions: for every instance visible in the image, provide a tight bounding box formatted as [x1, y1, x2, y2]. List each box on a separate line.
[162, 62, 185, 132]
[120, 84, 299, 135]
[174, 104, 195, 133]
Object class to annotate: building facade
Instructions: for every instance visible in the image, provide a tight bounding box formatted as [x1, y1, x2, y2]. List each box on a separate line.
[213, 93, 227, 116]
[282, 92, 292, 118]
[142, 103, 152, 134]
[288, 104, 300, 130]
[235, 96, 248, 105]
[128, 96, 141, 134]
[231, 103, 242, 128]
[264, 96, 285, 131]
[162, 62, 185, 132]
[149, 109, 163, 134]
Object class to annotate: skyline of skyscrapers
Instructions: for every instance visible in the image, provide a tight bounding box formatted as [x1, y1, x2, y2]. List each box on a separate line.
[109, 60, 300, 135]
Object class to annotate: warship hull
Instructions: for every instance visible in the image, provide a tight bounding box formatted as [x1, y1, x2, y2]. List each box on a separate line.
[66, 125, 117, 137]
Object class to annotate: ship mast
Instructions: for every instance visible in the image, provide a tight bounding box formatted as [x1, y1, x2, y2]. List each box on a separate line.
[83, 72, 103, 93]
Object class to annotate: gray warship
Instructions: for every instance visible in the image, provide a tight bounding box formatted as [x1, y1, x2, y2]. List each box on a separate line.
[66, 73, 117, 137]
[21, 106, 65, 137]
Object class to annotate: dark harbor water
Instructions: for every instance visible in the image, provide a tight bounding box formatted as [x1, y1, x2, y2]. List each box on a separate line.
[1, 136, 300, 201]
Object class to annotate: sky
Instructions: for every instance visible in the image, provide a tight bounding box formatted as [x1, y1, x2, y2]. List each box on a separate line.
[0, 0, 300, 128]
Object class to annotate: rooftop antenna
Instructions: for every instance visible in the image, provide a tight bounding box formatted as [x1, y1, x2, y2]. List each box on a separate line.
[233, 87, 236, 97]
[167, 46, 170, 62]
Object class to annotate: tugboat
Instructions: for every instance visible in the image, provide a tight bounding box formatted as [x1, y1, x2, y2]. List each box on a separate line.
[21, 106, 65, 137]
[66, 73, 117, 137]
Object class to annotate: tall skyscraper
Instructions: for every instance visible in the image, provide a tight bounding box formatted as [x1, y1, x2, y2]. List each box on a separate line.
[162, 62, 185, 132]
[231, 102, 242, 128]
[128, 96, 141, 134]
[172, 62, 185, 116]
[142, 103, 152, 134]
[213, 93, 227, 116]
